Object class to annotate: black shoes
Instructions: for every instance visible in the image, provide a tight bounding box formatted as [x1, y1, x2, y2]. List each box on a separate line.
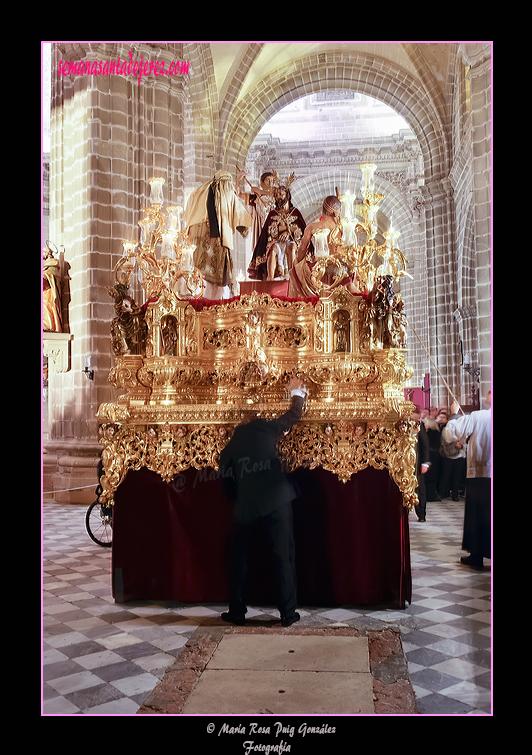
[221, 611, 246, 626]
[460, 555, 484, 571]
[221, 610, 301, 627]
[281, 612, 300, 627]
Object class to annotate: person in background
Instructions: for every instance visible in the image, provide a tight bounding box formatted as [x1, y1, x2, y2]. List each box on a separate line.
[438, 418, 466, 501]
[411, 405, 431, 522]
[444, 391, 492, 569]
[437, 409, 449, 426]
[424, 411, 443, 502]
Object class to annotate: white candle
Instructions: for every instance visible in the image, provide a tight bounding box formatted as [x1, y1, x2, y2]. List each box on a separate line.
[149, 176, 165, 206]
[179, 243, 195, 272]
[122, 240, 137, 256]
[161, 230, 177, 258]
[175, 205, 183, 232]
[313, 228, 330, 258]
[340, 192, 356, 222]
[138, 218, 151, 247]
[360, 163, 376, 193]
[342, 218, 356, 247]
[166, 206, 179, 231]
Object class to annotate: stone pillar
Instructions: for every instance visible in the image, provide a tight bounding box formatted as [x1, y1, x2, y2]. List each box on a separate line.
[467, 48, 492, 397]
[46, 42, 187, 503]
[421, 178, 462, 409]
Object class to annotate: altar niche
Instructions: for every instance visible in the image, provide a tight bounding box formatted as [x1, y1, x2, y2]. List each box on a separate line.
[333, 308, 350, 352]
[160, 314, 178, 356]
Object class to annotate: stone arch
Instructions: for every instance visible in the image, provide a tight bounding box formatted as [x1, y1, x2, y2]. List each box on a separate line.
[182, 43, 219, 182]
[217, 43, 265, 162]
[220, 49, 449, 185]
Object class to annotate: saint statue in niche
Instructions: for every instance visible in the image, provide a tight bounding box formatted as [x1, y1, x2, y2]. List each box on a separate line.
[43, 244, 63, 332]
[333, 309, 350, 352]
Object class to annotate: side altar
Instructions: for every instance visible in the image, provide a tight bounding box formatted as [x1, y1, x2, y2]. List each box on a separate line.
[97, 170, 418, 608]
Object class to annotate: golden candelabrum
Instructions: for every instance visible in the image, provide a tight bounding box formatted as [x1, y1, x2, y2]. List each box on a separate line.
[98, 172, 419, 511]
[114, 177, 205, 300]
[311, 163, 411, 296]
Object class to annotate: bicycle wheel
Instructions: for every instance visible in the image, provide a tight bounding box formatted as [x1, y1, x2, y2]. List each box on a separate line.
[85, 500, 113, 547]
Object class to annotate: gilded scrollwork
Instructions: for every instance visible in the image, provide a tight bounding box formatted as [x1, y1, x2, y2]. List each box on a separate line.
[203, 326, 246, 350]
[278, 421, 418, 507]
[264, 324, 309, 348]
[98, 286, 418, 509]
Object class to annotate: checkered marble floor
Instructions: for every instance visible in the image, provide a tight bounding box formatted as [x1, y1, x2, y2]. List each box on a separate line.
[42, 498, 491, 715]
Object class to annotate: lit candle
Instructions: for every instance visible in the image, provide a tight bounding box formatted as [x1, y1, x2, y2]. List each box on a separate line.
[138, 217, 151, 247]
[178, 242, 195, 272]
[161, 229, 177, 258]
[360, 163, 376, 193]
[392, 229, 400, 248]
[340, 191, 356, 222]
[166, 206, 179, 231]
[386, 228, 400, 250]
[312, 228, 330, 257]
[149, 176, 165, 206]
[341, 218, 356, 247]
[119, 240, 137, 280]
[122, 240, 137, 256]
[175, 205, 183, 232]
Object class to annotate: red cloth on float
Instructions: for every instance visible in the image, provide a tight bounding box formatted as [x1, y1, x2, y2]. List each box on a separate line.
[112, 465, 411, 608]
[142, 293, 320, 311]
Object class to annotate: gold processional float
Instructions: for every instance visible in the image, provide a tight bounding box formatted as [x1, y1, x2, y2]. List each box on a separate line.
[97, 165, 419, 510]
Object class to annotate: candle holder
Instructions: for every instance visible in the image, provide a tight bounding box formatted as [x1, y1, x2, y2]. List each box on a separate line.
[310, 164, 410, 295]
[149, 176, 165, 208]
[113, 178, 205, 299]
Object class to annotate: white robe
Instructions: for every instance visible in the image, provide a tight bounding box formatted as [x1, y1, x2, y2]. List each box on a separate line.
[184, 171, 252, 296]
[443, 408, 491, 479]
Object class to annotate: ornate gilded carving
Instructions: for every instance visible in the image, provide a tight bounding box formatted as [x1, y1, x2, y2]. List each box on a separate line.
[97, 168, 418, 510]
[107, 283, 148, 357]
[278, 420, 418, 506]
[98, 283, 417, 510]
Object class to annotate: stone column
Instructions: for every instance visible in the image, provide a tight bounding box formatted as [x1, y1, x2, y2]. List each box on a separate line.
[466, 47, 492, 397]
[420, 177, 462, 409]
[46, 42, 187, 503]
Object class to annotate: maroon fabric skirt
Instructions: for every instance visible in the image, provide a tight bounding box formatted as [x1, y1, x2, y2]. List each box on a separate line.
[112, 465, 411, 608]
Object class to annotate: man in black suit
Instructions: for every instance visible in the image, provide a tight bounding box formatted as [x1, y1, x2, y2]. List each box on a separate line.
[218, 378, 307, 627]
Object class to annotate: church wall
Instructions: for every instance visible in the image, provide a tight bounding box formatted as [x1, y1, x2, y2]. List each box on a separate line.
[467, 55, 491, 397]
[45, 43, 188, 502]
[448, 45, 492, 406]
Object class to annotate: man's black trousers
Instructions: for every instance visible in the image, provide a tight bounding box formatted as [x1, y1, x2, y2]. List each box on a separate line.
[227, 504, 298, 619]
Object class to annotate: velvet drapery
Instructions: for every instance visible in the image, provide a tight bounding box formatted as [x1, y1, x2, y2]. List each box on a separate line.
[112, 465, 411, 609]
